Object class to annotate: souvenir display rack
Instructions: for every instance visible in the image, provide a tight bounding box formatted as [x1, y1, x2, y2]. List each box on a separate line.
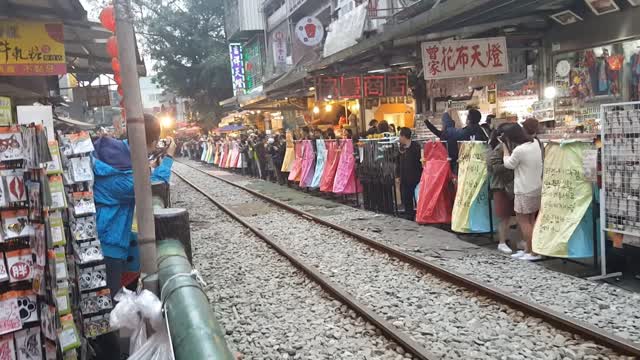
[598, 101, 640, 280]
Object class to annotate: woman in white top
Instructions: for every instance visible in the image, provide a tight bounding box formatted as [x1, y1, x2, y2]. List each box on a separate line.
[501, 124, 543, 261]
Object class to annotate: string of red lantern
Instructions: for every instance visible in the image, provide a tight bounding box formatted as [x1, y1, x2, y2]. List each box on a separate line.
[100, 4, 126, 119]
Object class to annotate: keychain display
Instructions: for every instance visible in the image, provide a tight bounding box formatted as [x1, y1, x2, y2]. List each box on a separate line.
[74, 240, 103, 265]
[0, 128, 24, 162]
[0, 253, 8, 283]
[2, 210, 33, 240]
[70, 216, 96, 241]
[26, 182, 40, 222]
[48, 211, 66, 247]
[45, 141, 62, 175]
[58, 314, 81, 353]
[0, 333, 16, 360]
[78, 265, 107, 292]
[63, 132, 94, 155]
[44, 341, 56, 360]
[82, 315, 110, 339]
[47, 175, 66, 209]
[40, 304, 56, 342]
[14, 327, 41, 360]
[0, 292, 21, 335]
[54, 249, 68, 282]
[4, 250, 32, 283]
[0, 177, 7, 208]
[69, 157, 93, 183]
[55, 288, 70, 316]
[15, 291, 37, 325]
[3, 171, 25, 204]
[71, 192, 96, 216]
[79, 289, 112, 316]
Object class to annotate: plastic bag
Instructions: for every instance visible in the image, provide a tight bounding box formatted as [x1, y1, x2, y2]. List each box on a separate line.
[110, 289, 169, 358]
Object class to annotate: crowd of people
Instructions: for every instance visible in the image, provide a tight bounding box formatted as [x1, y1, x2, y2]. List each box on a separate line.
[421, 109, 544, 261]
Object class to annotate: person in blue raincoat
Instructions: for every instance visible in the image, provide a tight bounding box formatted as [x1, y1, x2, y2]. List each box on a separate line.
[92, 114, 175, 297]
[423, 109, 489, 174]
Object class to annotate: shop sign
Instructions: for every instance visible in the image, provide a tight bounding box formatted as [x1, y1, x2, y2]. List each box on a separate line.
[86, 86, 111, 108]
[316, 73, 408, 99]
[421, 37, 509, 80]
[295, 17, 324, 47]
[272, 31, 287, 66]
[243, 39, 264, 91]
[228, 43, 245, 95]
[0, 20, 66, 76]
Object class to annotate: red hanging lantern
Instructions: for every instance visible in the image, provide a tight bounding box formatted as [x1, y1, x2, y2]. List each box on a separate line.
[99, 6, 116, 32]
[121, 109, 126, 120]
[117, 86, 124, 97]
[111, 58, 120, 73]
[119, 99, 125, 108]
[106, 36, 118, 58]
[114, 73, 122, 85]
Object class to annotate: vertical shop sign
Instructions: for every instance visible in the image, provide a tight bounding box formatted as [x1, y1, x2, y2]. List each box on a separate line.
[228, 43, 245, 95]
[363, 75, 385, 97]
[243, 39, 264, 91]
[340, 75, 361, 99]
[272, 31, 287, 66]
[0, 20, 66, 76]
[386, 74, 408, 97]
[316, 76, 339, 100]
[421, 37, 509, 80]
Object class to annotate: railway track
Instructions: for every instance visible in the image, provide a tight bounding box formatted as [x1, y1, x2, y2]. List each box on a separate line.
[173, 161, 640, 359]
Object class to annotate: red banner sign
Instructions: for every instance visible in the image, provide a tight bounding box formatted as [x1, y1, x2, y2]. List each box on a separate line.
[316, 73, 407, 99]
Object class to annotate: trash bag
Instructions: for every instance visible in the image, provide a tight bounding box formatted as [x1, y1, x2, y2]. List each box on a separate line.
[110, 289, 170, 359]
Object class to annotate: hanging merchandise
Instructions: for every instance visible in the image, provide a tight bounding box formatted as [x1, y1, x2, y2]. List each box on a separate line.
[4, 171, 26, 204]
[0, 253, 7, 283]
[451, 142, 491, 233]
[14, 327, 41, 360]
[310, 139, 327, 189]
[69, 157, 93, 183]
[15, 291, 38, 325]
[5, 250, 33, 282]
[416, 142, 454, 224]
[0, 292, 21, 335]
[47, 175, 66, 210]
[288, 142, 304, 182]
[357, 139, 398, 214]
[0, 128, 24, 161]
[71, 192, 96, 217]
[2, 210, 32, 239]
[299, 140, 316, 188]
[320, 141, 340, 192]
[0, 334, 16, 360]
[532, 142, 595, 257]
[333, 139, 361, 194]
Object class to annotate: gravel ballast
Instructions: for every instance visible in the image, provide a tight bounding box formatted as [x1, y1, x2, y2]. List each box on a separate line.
[172, 176, 406, 360]
[173, 162, 637, 359]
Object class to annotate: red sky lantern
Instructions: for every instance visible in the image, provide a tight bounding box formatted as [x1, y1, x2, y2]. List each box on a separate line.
[99, 6, 116, 32]
[106, 36, 118, 58]
[114, 73, 122, 85]
[111, 58, 120, 73]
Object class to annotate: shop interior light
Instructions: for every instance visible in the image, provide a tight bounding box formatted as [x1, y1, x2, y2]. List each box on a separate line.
[327, 95, 333, 99]
[309, 86, 315, 91]
[544, 86, 557, 99]
[160, 116, 173, 128]
[313, 106, 320, 114]
[352, 102, 360, 111]
[325, 104, 333, 112]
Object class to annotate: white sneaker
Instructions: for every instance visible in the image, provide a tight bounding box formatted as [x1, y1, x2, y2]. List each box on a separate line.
[520, 253, 542, 261]
[511, 250, 525, 258]
[497, 243, 513, 254]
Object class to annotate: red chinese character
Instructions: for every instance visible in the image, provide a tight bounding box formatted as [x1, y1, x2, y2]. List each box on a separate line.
[386, 74, 407, 97]
[441, 46, 455, 71]
[10, 262, 30, 280]
[364, 75, 385, 97]
[455, 46, 469, 70]
[425, 45, 439, 60]
[471, 44, 487, 68]
[488, 43, 504, 67]
[340, 75, 361, 99]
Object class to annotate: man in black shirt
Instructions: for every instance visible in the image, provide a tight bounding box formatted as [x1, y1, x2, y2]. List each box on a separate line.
[398, 127, 423, 220]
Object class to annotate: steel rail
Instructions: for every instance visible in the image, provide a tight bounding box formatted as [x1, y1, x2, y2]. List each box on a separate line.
[172, 170, 438, 360]
[174, 161, 640, 357]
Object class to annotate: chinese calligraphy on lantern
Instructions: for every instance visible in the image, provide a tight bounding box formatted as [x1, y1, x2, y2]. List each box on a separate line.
[0, 21, 66, 76]
[228, 43, 245, 95]
[421, 37, 509, 80]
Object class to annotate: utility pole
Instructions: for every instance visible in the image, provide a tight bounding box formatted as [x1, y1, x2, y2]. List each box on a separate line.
[114, 0, 158, 288]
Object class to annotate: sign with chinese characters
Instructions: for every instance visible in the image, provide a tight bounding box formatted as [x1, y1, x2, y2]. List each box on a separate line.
[243, 39, 264, 91]
[421, 37, 509, 80]
[295, 17, 324, 47]
[316, 73, 408, 99]
[272, 31, 287, 66]
[228, 43, 245, 95]
[0, 20, 66, 76]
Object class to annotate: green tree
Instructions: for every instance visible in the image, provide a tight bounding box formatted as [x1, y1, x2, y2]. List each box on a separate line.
[133, 0, 232, 128]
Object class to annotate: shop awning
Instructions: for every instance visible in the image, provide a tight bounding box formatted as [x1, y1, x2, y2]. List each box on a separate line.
[0, 83, 42, 99]
[54, 115, 97, 130]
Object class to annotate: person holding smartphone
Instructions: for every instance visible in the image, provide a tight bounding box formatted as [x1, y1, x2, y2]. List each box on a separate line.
[501, 124, 543, 261]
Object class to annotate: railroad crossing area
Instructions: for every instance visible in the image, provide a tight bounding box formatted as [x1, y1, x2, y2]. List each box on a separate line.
[171, 160, 640, 360]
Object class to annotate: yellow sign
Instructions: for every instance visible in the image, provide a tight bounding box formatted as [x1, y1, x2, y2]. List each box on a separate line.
[532, 142, 593, 257]
[0, 20, 66, 76]
[451, 142, 488, 232]
[0, 96, 11, 125]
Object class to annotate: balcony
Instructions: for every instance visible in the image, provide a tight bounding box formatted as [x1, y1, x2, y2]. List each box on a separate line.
[267, 3, 287, 30]
[224, 0, 265, 41]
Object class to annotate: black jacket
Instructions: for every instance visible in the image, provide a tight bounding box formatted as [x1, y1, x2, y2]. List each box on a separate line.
[398, 141, 423, 185]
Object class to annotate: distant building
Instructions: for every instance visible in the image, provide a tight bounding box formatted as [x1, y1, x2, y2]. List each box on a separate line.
[139, 77, 164, 112]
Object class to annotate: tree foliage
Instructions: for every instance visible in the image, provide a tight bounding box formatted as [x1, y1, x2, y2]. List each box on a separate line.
[130, 0, 232, 127]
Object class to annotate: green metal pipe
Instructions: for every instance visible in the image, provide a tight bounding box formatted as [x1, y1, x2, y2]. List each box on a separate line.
[157, 239, 234, 360]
